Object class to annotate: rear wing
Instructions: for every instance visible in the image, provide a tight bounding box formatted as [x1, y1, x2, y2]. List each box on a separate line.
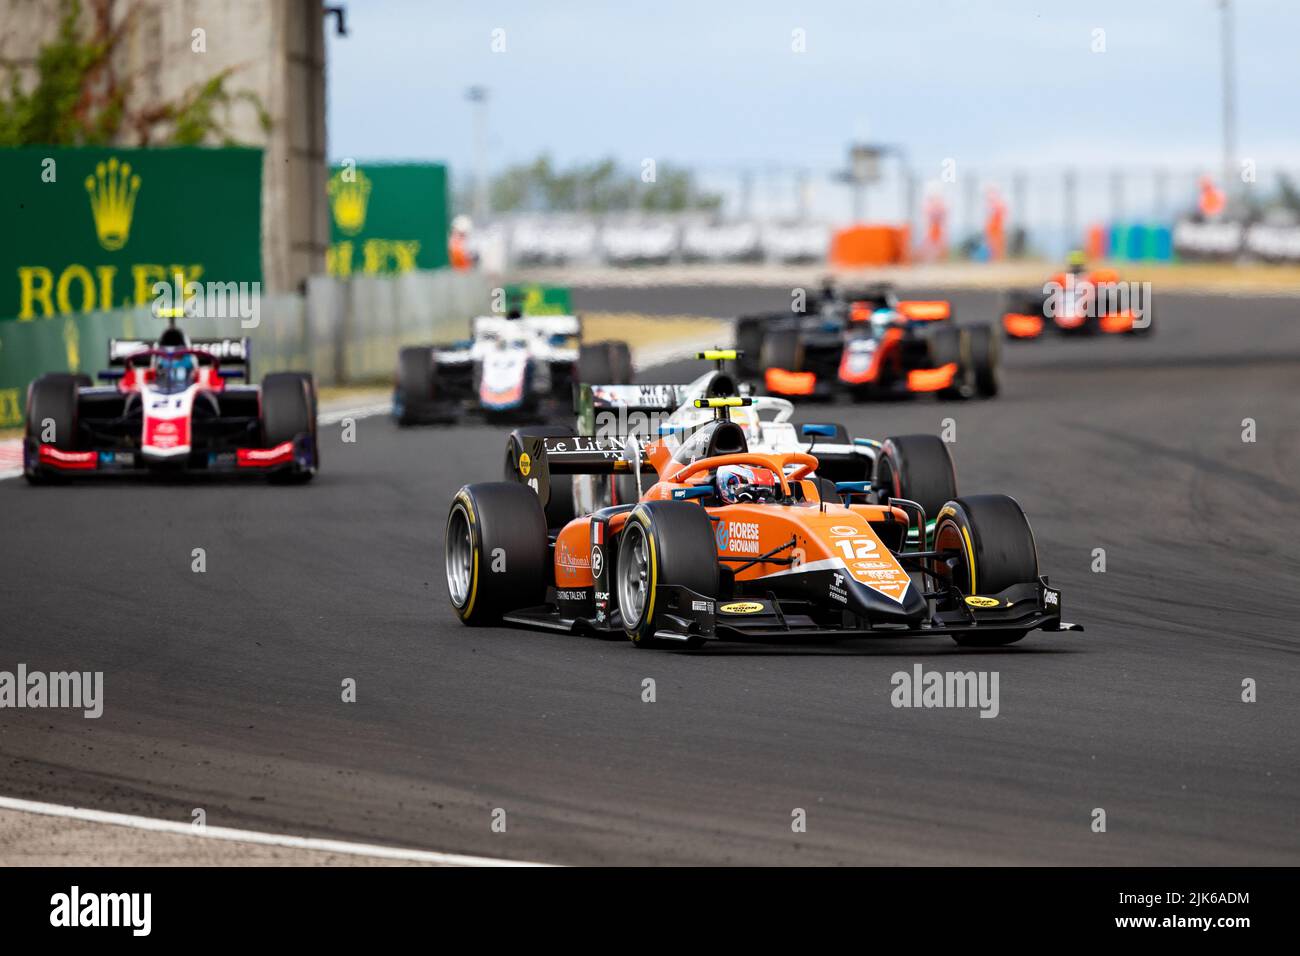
[472, 314, 582, 338]
[575, 383, 692, 436]
[108, 337, 251, 368]
[508, 434, 653, 510]
[896, 300, 952, 321]
[574, 350, 746, 435]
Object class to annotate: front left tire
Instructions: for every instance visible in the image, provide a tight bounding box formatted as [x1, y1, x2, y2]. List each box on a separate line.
[24, 373, 82, 484]
[617, 501, 718, 649]
[933, 494, 1041, 647]
[446, 482, 550, 626]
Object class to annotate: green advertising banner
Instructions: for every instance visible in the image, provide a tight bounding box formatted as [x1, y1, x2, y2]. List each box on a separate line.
[505, 284, 572, 315]
[326, 162, 449, 276]
[0, 146, 262, 426]
[0, 146, 262, 322]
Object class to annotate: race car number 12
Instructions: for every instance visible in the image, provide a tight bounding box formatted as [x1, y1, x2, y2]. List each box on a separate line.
[834, 538, 878, 560]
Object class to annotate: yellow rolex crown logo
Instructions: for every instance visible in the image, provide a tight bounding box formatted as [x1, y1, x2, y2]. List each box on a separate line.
[85, 156, 141, 251]
[328, 169, 371, 236]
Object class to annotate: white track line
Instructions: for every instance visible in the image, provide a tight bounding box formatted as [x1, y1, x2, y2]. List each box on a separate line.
[318, 400, 393, 426]
[0, 795, 547, 867]
[0, 439, 21, 481]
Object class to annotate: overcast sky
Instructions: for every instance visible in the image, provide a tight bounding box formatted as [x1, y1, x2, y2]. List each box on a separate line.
[326, 1, 1298, 186]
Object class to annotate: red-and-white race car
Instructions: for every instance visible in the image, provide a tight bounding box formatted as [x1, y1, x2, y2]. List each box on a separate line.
[23, 325, 318, 483]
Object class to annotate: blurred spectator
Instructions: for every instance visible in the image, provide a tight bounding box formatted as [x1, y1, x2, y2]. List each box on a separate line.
[449, 215, 475, 270]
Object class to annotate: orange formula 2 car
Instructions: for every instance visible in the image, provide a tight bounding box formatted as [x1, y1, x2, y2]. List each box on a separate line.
[444, 399, 1079, 649]
[1002, 255, 1154, 339]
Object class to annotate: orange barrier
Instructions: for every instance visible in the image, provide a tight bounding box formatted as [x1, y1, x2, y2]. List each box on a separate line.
[1085, 224, 1106, 262]
[829, 225, 910, 267]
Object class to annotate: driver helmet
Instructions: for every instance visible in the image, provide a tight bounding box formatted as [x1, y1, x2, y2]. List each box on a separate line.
[155, 351, 196, 390]
[1066, 249, 1087, 273]
[716, 464, 779, 504]
[870, 307, 902, 334]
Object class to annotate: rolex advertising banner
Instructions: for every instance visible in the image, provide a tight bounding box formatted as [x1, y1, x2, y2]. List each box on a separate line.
[326, 162, 450, 276]
[0, 146, 262, 426]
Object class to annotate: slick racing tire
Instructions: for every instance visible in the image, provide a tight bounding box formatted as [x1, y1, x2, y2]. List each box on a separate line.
[618, 502, 718, 650]
[262, 372, 317, 482]
[446, 482, 550, 626]
[934, 494, 1040, 647]
[24, 373, 82, 484]
[26, 373, 81, 450]
[873, 434, 958, 530]
[759, 328, 805, 375]
[1129, 299, 1154, 337]
[505, 426, 576, 528]
[927, 325, 973, 399]
[578, 341, 633, 385]
[396, 347, 436, 426]
[966, 324, 1001, 398]
[734, 316, 766, 376]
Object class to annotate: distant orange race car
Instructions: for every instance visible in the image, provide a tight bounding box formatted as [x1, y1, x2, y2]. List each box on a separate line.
[736, 282, 1000, 401]
[1001, 257, 1154, 339]
[444, 399, 1079, 649]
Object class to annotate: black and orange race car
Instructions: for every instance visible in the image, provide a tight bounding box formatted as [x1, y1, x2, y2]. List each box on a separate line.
[1001, 256, 1154, 339]
[443, 399, 1078, 649]
[735, 282, 999, 401]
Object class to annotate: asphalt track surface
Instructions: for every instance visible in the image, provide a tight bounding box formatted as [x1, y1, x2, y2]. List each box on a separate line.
[2, 287, 1298, 865]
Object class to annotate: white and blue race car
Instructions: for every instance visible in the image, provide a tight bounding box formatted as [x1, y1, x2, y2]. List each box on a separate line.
[505, 350, 961, 541]
[395, 312, 632, 425]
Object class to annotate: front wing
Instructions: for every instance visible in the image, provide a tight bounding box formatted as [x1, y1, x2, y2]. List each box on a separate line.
[25, 431, 317, 478]
[504, 578, 1080, 644]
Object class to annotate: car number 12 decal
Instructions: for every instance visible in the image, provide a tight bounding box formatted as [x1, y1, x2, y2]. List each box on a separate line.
[834, 537, 878, 560]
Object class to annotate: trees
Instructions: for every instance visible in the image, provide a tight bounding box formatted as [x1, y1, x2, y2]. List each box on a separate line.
[0, 0, 268, 147]
[482, 154, 721, 214]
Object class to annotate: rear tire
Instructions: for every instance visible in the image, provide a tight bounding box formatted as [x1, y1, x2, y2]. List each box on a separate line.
[505, 426, 576, 528]
[578, 341, 633, 384]
[760, 328, 804, 373]
[396, 347, 436, 426]
[618, 502, 718, 649]
[873, 434, 958, 528]
[927, 325, 973, 399]
[735, 316, 765, 375]
[933, 494, 1040, 647]
[608, 341, 634, 382]
[446, 482, 550, 626]
[966, 324, 1001, 397]
[1129, 299, 1154, 336]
